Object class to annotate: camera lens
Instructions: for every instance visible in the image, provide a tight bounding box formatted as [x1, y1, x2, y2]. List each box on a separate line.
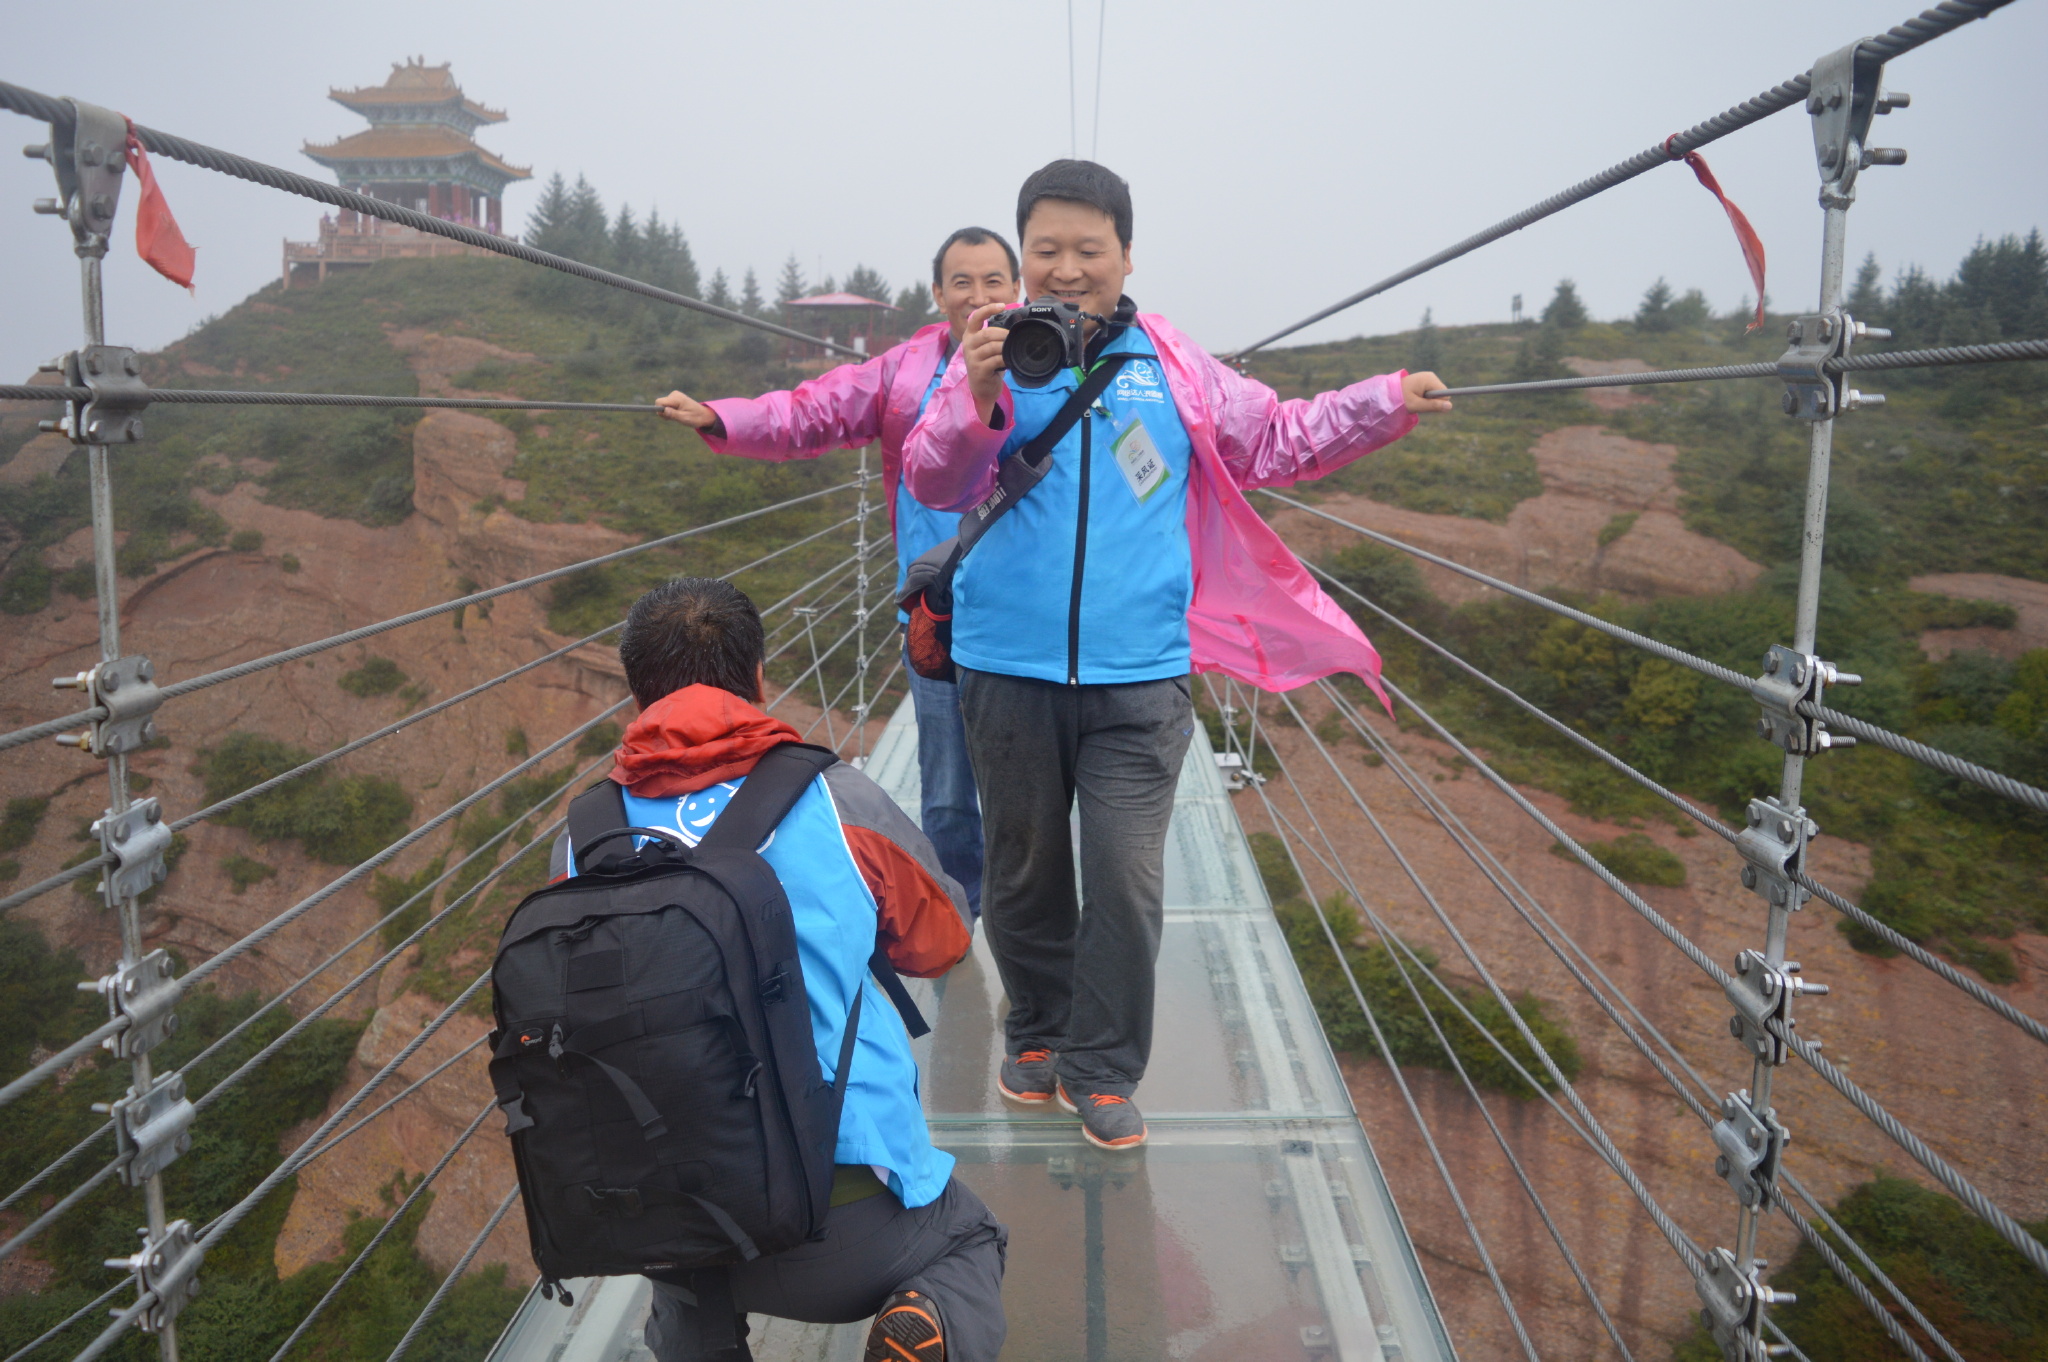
[1003, 320, 1067, 387]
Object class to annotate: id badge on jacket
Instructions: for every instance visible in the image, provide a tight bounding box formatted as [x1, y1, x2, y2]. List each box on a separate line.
[1111, 416, 1170, 504]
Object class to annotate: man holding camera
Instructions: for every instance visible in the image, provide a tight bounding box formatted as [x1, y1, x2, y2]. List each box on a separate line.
[655, 229, 1022, 925]
[903, 160, 1451, 1151]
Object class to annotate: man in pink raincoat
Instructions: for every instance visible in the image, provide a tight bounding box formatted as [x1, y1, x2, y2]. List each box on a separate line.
[655, 229, 1022, 925]
[902, 160, 1451, 1151]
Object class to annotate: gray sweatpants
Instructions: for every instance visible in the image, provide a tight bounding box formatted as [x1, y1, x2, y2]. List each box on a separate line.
[644, 1177, 1006, 1361]
[956, 669, 1195, 1094]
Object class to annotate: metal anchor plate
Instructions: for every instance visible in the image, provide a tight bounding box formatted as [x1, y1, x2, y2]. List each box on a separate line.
[94, 797, 173, 902]
[111, 1072, 194, 1185]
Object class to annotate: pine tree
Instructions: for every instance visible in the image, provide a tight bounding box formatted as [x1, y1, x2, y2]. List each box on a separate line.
[1635, 278, 1675, 332]
[522, 173, 573, 251]
[561, 176, 609, 262]
[776, 255, 807, 306]
[894, 283, 936, 331]
[609, 204, 639, 273]
[1668, 289, 1712, 328]
[706, 269, 735, 310]
[1411, 308, 1442, 373]
[1541, 279, 1588, 330]
[843, 265, 890, 305]
[741, 268, 765, 317]
[1847, 252, 1885, 323]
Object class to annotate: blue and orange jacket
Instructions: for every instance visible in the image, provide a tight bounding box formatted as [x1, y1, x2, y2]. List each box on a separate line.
[549, 684, 970, 1208]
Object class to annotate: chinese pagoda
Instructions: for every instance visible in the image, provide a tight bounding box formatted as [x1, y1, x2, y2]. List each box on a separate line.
[282, 59, 530, 288]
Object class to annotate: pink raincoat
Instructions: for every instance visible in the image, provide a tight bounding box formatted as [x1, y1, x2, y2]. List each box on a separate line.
[902, 313, 1415, 707]
[700, 323, 951, 533]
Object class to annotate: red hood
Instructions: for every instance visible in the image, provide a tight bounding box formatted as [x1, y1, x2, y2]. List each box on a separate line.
[610, 685, 802, 798]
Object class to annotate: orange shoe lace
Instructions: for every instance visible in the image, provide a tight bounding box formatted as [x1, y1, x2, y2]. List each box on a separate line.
[1089, 1093, 1129, 1108]
[1016, 1048, 1053, 1065]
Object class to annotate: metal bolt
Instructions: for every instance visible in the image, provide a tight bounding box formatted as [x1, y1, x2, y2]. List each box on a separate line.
[1778, 819, 1795, 844]
[1728, 1016, 1743, 1039]
[1864, 147, 1907, 167]
[1747, 805, 1764, 827]
[113, 822, 129, 844]
[1715, 1154, 1731, 1177]
[102, 671, 120, 693]
[1763, 652, 1780, 675]
[139, 658, 154, 681]
[142, 719, 157, 740]
[158, 955, 172, 975]
[32, 198, 63, 215]
[1781, 390, 1797, 415]
[124, 976, 138, 996]
[145, 804, 160, 825]
[88, 195, 113, 220]
[122, 353, 139, 376]
[125, 418, 142, 441]
[85, 352, 102, 376]
[23, 143, 51, 161]
[79, 144, 103, 167]
[1740, 865, 1757, 889]
[1770, 885, 1788, 906]
[1736, 954, 1751, 975]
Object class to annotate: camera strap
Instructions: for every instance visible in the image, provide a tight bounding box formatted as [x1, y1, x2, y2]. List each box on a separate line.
[954, 352, 1133, 556]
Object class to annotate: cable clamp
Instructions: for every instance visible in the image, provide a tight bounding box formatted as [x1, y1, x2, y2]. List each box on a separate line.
[92, 796, 174, 906]
[104, 1072, 194, 1185]
[56, 344, 152, 445]
[1807, 38, 1904, 202]
[1733, 793, 1818, 913]
[106, 1219, 202, 1333]
[36, 97, 127, 251]
[1725, 947, 1827, 1067]
[1214, 751, 1264, 791]
[1694, 1245, 1793, 1362]
[53, 654, 163, 756]
[1710, 1088, 1788, 1211]
[85, 946, 182, 1059]
[1751, 645, 1858, 756]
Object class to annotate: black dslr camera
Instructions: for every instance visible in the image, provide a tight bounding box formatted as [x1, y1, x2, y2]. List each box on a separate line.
[994, 296, 1102, 387]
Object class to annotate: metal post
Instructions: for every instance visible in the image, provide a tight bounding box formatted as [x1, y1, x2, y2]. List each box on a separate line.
[852, 445, 873, 763]
[77, 239, 182, 1362]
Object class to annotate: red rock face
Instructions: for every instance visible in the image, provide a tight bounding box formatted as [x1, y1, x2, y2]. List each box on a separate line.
[1271, 425, 1766, 607]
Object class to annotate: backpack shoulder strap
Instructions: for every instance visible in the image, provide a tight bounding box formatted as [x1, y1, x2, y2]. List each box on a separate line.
[700, 742, 839, 853]
[565, 779, 628, 868]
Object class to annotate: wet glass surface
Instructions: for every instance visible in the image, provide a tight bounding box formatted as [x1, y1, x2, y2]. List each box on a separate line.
[489, 703, 1449, 1362]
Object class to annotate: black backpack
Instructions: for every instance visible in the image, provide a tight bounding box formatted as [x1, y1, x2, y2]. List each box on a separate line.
[488, 742, 928, 1293]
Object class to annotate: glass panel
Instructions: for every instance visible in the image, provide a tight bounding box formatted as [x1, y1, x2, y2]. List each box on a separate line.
[489, 704, 1451, 1362]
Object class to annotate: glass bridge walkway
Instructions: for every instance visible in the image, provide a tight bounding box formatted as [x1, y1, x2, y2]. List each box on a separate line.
[485, 702, 1452, 1362]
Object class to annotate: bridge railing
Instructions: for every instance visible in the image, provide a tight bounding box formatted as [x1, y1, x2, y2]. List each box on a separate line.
[3, 4, 2046, 1356]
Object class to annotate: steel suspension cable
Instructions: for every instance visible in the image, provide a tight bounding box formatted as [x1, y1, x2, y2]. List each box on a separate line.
[267, 1100, 497, 1362]
[0, 82, 861, 360]
[0, 385, 661, 413]
[1245, 752, 1542, 1361]
[1264, 689, 1712, 1274]
[0, 1155, 125, 1265]
[0, 1018, 128, 1109]
[0, 512, 846, 925]
[383, 1184, 523, 1362]
[1233, 709, 1634, 1358]
[1416, 336, 2048, 400]
[1379, 672, 2048, 1278]
[1311, 563, 2048, 1046]
[0, 1121, 111, 1213]
[154, 481, 855, 703]
[1270, 490, 2048, 812]
[1314, 681, 1962, 1360]
[1228, 0, 2015, 356]
[294, 1036, 487, 1171]
[197, 968, 492, 1251]
[177, 700, 625, 993]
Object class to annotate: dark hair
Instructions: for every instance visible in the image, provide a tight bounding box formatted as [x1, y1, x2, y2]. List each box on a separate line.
[1015, 160, 1132, 248]
[618, 577, 764, 708]
[929, 226, 1019, 288]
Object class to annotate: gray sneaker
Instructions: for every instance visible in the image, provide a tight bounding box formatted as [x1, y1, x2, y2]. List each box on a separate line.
[998, 1048, 1057, 1104]
[1057, 1082, 1148, 1150]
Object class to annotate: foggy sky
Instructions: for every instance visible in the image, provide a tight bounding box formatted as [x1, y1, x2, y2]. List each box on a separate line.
[2, 0, 2043, 383]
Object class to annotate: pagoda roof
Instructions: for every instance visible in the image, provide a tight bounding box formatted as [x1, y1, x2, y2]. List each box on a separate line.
[303, 125, 531, 181]
[329, 59, 507, 124]
[787, 292, 897, 309]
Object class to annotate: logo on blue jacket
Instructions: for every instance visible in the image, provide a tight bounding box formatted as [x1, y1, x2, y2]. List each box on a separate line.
[1113, 359, 1165, 403]
[665, 782, 776, 850]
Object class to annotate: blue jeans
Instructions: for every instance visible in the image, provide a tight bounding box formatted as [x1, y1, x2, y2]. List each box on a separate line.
[904, 644, 984, 921]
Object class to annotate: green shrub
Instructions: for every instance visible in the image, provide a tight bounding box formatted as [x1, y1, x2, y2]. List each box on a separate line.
[0, 795, 48, 854]
[280, 552, 301, 573]
[338, 656, 407, 698]
[0, 555, 51, 614]
[223, 853, 276, 894]
[1250, 833, 1580, 1097]
[372, 855, 446, 950]
[575, 720, 622, 759]
[229, 528, 264, 553]
[504, 727, 530, 757]
[1597, 511, 1640, 547]
[194, 732, 412, 865]
[1551, 831, 1687, 887]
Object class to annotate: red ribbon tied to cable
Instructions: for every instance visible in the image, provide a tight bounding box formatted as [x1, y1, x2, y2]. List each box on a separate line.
[1665, 135, 1764, 332]
[123, 118, 196, 292]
